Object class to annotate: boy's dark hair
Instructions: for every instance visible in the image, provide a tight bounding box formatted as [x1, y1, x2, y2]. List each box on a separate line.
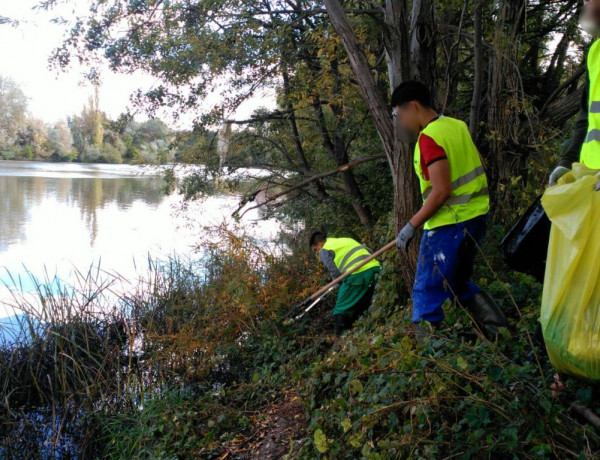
[309, 231, 327, 247]
[391, 80, 433, 109]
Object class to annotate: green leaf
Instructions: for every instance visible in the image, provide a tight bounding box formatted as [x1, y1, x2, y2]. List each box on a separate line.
[349, 379, 364, 396]
[314, 428, 329, 453]
[488, 365, 503, 382]
[341, 418, 352, 433]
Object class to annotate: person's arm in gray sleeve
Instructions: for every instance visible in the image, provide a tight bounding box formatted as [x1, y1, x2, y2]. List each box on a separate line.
[550, 74, 589, 185]
[319, 249, 341, 280]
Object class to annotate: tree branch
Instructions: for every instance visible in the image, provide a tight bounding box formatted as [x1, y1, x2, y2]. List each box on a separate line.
[232, 154, 385, 219]
[539, 65, 586, 118]
[571, 403, 600, 432]
[226, 110, 319, 125]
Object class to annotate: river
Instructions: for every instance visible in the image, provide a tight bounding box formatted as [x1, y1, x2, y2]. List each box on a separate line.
[0, 160, 280, 327]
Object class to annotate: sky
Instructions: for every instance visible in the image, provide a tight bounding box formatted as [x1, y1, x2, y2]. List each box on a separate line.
[0, 1, 275, 129]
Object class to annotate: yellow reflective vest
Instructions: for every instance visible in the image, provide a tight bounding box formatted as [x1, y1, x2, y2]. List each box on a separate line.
[414, 116, 490, 230]
[580, 39, 600, 169]
[322, 237, 380, 276]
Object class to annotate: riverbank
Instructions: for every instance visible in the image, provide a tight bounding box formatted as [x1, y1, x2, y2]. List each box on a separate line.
[1, 223, 599, 458]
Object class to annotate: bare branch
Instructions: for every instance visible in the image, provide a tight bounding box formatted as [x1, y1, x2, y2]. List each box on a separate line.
[233, 154, 386, 219]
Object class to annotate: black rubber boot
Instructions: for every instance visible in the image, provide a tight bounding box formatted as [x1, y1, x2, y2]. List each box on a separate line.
[461, 291, 508, 341]
[333, 314, 352, 337]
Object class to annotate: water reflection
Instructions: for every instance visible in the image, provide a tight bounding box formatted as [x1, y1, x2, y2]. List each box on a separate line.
[0, 162, 186, 317]
[0, 161, 281, 320]
[0, 174, 165, 250]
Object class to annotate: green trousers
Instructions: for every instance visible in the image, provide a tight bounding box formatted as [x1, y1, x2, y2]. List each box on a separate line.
[333, 266, 381, 316]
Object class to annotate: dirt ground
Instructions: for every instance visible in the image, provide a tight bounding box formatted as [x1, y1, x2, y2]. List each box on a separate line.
[225, 389, 307, 459]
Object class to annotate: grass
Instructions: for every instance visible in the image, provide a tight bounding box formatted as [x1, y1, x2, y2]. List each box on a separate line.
[0, 265, 140, 458]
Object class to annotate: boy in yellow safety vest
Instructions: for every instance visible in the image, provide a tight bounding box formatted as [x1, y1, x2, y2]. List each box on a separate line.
[310, 232, 381, 337]
[391, 80, 508, 342]
[549, 0, 600, 186]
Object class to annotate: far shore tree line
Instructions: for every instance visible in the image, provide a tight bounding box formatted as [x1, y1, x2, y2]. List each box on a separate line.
[0, 76, 180, 164]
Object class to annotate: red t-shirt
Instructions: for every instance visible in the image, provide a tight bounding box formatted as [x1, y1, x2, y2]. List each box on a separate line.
[419, 133, 447, 180]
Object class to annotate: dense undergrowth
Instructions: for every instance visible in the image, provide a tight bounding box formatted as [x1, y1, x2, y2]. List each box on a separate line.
[1, 215, 599, 459]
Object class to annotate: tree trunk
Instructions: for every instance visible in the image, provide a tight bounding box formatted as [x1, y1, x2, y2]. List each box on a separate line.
[469, 1, 484, 141]
[282, 69, 329, 200]
[409, 0, 436, 89]
[312, 96, 373, 225]
[323, 0, 423, 289]
[487, 0, 528, 195]
[383, 0, 410, 90]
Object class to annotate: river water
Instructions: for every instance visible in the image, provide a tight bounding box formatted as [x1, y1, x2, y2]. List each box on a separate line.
[0, 161, 279, 325]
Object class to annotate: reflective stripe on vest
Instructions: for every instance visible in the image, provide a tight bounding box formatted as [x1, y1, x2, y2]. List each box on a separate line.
[586, 129, 600, 143]
[422, 165, 486, 200]
[581, 39, 600, 169]
[443, 187, 489, 206]
[322, 238, 380, 276]
[338, 244, 371, 274]
[414, 116, 489, 230]
[590, 102, 600, 113]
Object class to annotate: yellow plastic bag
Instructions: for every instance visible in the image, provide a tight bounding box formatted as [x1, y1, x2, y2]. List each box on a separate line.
[541, 163, 600, 381]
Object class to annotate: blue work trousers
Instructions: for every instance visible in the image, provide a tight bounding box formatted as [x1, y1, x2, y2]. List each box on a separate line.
[412, 214, 488, 323]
